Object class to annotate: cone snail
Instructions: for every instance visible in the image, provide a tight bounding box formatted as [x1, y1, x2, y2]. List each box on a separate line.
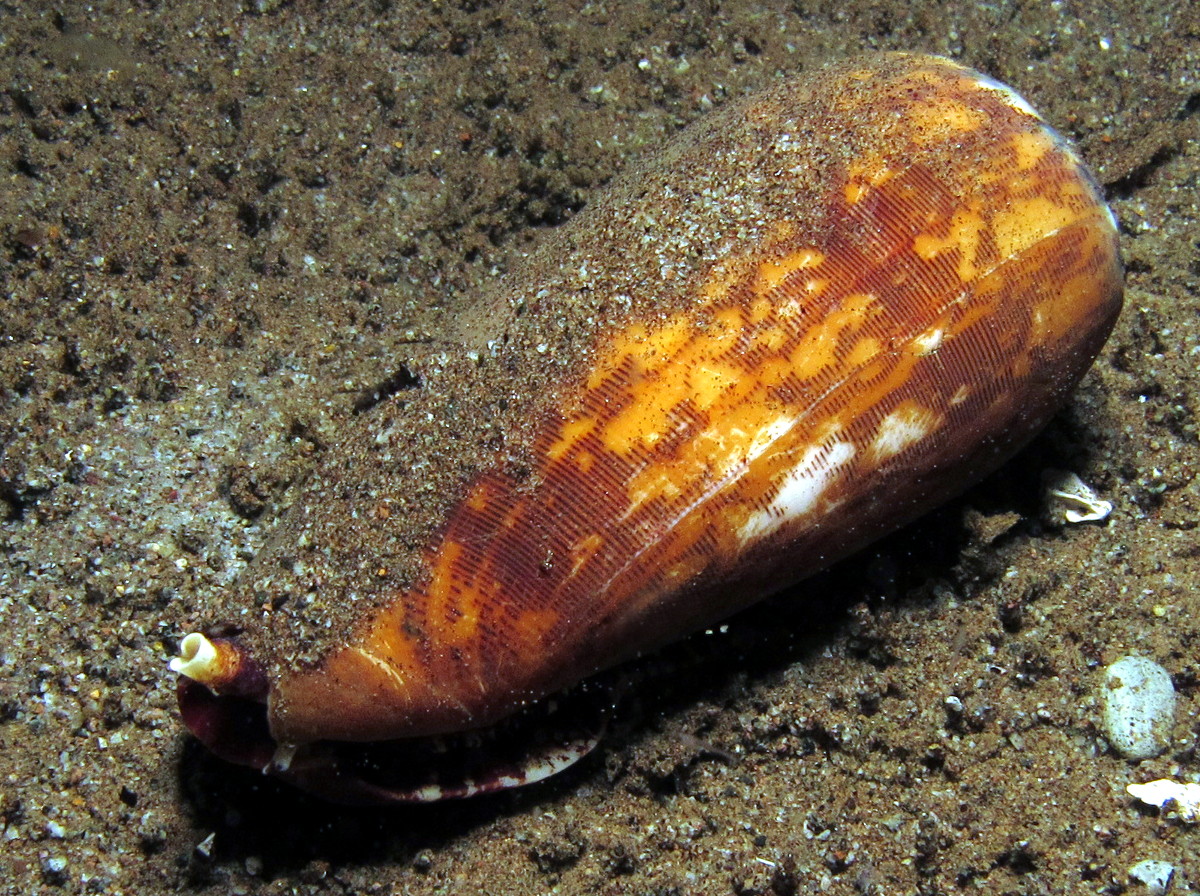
[171, 53, 1123, 803]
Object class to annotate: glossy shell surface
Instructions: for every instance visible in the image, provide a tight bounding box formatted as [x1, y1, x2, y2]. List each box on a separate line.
[174, 53, 1123, 798]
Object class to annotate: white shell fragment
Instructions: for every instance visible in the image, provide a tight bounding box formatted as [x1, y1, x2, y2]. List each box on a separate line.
[1127, 779, 1200, 823]
[1127, 858, 1175, 895]
[1101, 656, 1176, 760]
[1042, 469, 1113, 524]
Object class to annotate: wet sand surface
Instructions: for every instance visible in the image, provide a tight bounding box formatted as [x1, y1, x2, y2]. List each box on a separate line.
[2, 2, 1199, 893]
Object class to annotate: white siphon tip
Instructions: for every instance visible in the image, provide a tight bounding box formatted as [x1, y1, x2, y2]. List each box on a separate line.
[169, 632, 219, 681]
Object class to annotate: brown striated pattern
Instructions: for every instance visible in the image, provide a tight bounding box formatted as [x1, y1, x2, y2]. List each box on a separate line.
[263, 55, 1122, 746]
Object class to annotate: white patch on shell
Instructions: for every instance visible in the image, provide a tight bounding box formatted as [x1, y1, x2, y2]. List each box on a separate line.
[744, 415, 799, 464]
[871, 405, 939, 463]
[739, 439, 856, 543]
[623, 414, 799, 521]
[912, 326, 944, 356]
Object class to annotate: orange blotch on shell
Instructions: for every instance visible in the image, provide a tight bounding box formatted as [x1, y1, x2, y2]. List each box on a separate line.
[756, 247, 825, 291]
[992, 193, 1082, 261]
[422, 539, 480, 647]
[903, 84, 989, 145]
[912, 203, 988, 282]
[843, 159, 895, 205]
[1009, 129, 1052, 171]
[546, 416, 594, 462]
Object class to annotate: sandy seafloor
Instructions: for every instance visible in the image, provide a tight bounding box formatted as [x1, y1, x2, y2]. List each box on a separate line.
[1, 1, 1199, 894]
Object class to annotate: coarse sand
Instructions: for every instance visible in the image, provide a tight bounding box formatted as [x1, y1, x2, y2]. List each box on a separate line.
[2, 2, 1199, 894]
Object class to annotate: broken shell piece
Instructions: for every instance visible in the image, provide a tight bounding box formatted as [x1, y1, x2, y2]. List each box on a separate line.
[1128, 859, 1175, 895]
[1042, 469, 1113, 525]
[1127, 779, 1200, 823]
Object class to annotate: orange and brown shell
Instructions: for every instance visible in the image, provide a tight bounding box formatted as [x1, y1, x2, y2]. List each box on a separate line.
[172, 52, 1123, 802]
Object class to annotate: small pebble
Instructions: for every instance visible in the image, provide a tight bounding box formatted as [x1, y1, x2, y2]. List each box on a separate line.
[1128, 859, 1175, 895]
[135, 812, 167, 852]
[1102, 656, 1175, 760]
[40, 854, 68, 884]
